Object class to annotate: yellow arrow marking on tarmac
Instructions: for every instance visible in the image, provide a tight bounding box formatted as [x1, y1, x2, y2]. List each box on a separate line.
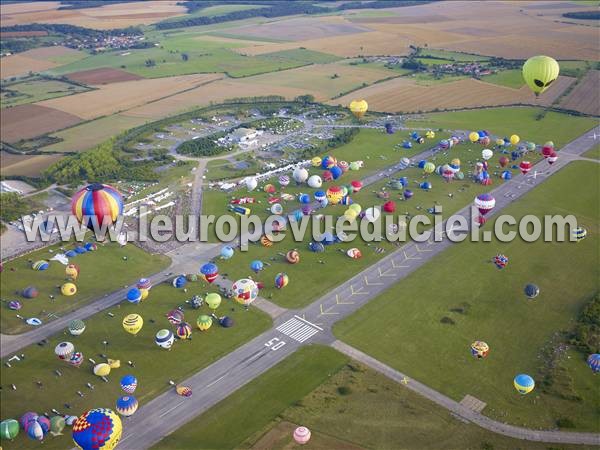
[378, 267, 396, 277]
[336, 294, 354, 305]
[319, 304, 339, 316]
[364, 276, 383, 286]
[350, 285, 368, 295]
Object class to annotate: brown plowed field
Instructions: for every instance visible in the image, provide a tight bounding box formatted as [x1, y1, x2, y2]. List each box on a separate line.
[1, 104, 82, 143]
[559, 71, 600, 116]
[0, 152, 63, 177]
[66, 68, 144, 85]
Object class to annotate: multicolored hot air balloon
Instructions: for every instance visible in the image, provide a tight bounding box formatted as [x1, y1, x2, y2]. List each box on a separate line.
[71, 183, 123, 229]
[519, 161, 533, 174]
[8, 300, 22, 310]
[196, 315, 213, 331]
[200, 262, 219, 283]
[286, 250, 300, 264]
[120, 374, 137, 394]
[474, 194, 495, 225]
[32, 260, 49, 271]
[471, 341, 490, 359]
[232, 278, 259, 306]
[293, 426, 311, 445]
[522, 55, 560, 96]
[24, 414, 50, 441]
[122, 314, 143, 335]
[166, 309, 184, 325]
[176, 385, 192, 397]
[66, 263, 80, 281]
[349, 99, 368, 119]
[493, 254, 509, 269]
[72, 408, 122, 450]
[274, 272, 289, 289]
[587, 354, 600, 373]
[116, 396, 138, 417]
[573, 227, 587, 242]
[176, 322, 193, 340]
[514, 374, 535, 394]
[136, 278, 152, 290]
[22, 286, 39, 298]
[55, 341, 75, 360]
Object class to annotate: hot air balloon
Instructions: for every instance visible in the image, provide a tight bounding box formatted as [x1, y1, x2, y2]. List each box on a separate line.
[50, 415, 66, 436]
[264, 184, 276, 194]
[65, 416, 78, 426]
[499, 156, 509, 168]
[402, 140, 412, 149]
[309, 241, 325, 253]
[261, 234, 274, 247]
[84, 242, 97, 251]
[500, 170, 512, 181]
[221, 246, 234, 259]
[61, 282, 77, 296]
[587, 354, 600, 373]
[21, 286, 39, 299]
[232, 278, 259, 306]
[200, 262, 219, 283]
[116, 396, 138, 417]
[326, 186, 343, 205]
[245, 177, 258, 191]
[8, 300, 22, 310]
[120, 374, 137, 394]
[474, 194, 495, 224]
[122, 313, 143, 335]
[338, 160, 349, 172]
[311, 156, 322, 167]
[346, 248, 362, 259]
[519, 161, 533, 174]
[468, 132, 479, 143]
[20, 412, 38, 429]
[293, 167, 309, 183]
[32, 260, 49, 271]
[65, 263, 80, 280]
[286, 249, 300, 264]
[547, 151, 558, 165]
[298, 193, 311, 204]
[493, 254, 509, 269]
[166, 308, 184, 325]
[524, 283, 539, 299]
[250, 260, 264, 273]
[470, 341, 490, 358]
[93, 363, 111, 377]
[482, 149, 493, 160]
[55, 341, 75, 360]
[219, 316, 234, 328]
[274, 272, 289, 289]
[278, 175, 290, 188]
[68, 319, 86, 336]
[403, 189, 413, 200]
[136, 278, 152, 290]
[196, 315, 213, 331]
[155, 329, 175, 350]
[514, 374, 535, 394]
[522, 55, 559, 96]
[419, 181, 432, 190]
[172, 275, 187, 289]
[293, 426, 311, 445]
[510, 134, 520, 145]
[330, 166, 343, 180]
[383, 201, 396, 213]
[321, 155, 337, 169]
[69, 351, 84, 367]
[205, 293, 222, 310]
[307, 175, 322, 189]
[72, 408, 122, 450]
[322, 170, 333, 182]
[176, 385, 193, 397]
[126, 288, 142, 304]
[24, 414, 50, 441]
[1, 418, 19, 440]
[349, 99, 368, 118]
[71, 183, 123, 229]
[423, 162, 435, 174]
[573, 227, 587, 241]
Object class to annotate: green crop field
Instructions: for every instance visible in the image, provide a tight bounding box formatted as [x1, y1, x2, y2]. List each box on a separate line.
[558, 60, 595, 78]
[482, 69, 525, 89]
[583, 143, 600, 160]
[418, 49, 490, 62]
[46, 32, 337, 79]
[151, 346, 584, 450]
[205, 157, 259, 181]
[1, 242, 170, 334]
[152, 346, 349, 450]
[0, 281, 272, 450]
[159, 3, 264, 23]
[0, 77, 90, 108]
[415, 57, 455, 66]
[258, 48, 340, 65]
[406, 107, 598, 148]
[335, 161, 600, 431]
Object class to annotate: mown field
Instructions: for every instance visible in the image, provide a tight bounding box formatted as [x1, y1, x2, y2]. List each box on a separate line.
[406, 107, 598, 148]
[0, 77, 90, 108]
[481, 69, 525, 89]
[559, 70, 600, 116]
[0, 281, 272, 450]
[1, 241, 170, 334]
[583, 143, 600, 160]
[335, 161, 600, 431]
[152, 346, 588, 450]
[0, 152, 64, 177]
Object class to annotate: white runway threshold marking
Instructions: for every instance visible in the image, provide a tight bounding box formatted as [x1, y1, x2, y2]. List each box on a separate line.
[276, 316, 321, 343]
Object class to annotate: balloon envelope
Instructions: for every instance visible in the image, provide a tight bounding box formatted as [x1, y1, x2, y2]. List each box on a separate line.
[72, 408, 122, 450]
[522, 55, 559, 96]
[71, 183, 123, 229]
[514, 374, 535, 394]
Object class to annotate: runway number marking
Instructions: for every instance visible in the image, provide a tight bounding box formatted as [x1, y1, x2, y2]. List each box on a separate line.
[276, 316, 321, 343]
[264, 337, 286, 351]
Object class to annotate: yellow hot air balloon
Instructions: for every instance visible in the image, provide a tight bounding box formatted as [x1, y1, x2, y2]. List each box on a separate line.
[468, 132, 479, 143]
[510, 134, 520, 145]
[122, 314, 143, 336]
[93, 363, 111, 377]
[522, 55, 559, 96]
[140, 288, 149, 301]
[349, 99, 368, 119]
[311, 156, 322, 167]
[61, 283, 77, 296]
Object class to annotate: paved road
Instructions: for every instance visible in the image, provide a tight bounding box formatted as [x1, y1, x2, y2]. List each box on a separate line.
[116, 127, 600, 449]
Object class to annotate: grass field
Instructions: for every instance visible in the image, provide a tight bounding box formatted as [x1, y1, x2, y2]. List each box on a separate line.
[415, 57, 455, 66]
[583, 143, 600, 160]
[151, 347, 585, 450]
[481, 69, 525, 89]
[406, 107, 597, 148]
[0, 241, 170, 334]
[0, 77, 90, 108]
[46, 32, 340, 79]
[418, 48, 490, 62]
[0, 285, 272, 450]
[205, 157, 259, 181]
[558, 60, 595, 78]
[152, 346, 350, 450]
[334, 161, 600, 431]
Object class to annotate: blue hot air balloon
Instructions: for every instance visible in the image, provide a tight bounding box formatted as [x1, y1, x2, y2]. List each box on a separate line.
[250, 260, 264, 273]
[126, 288, 142, 304]
[418, 160, 427, 169]
[587, 354, 600, 373]
[172, 275, 187, 289]
[309, 242, 325, 253]
[116, 396, 138, 417]
[120, 374, 138, 394]
[221, 246, 234, 259]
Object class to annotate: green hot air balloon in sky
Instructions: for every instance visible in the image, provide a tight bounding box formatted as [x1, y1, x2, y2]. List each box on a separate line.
[522, 55, 559, 96]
